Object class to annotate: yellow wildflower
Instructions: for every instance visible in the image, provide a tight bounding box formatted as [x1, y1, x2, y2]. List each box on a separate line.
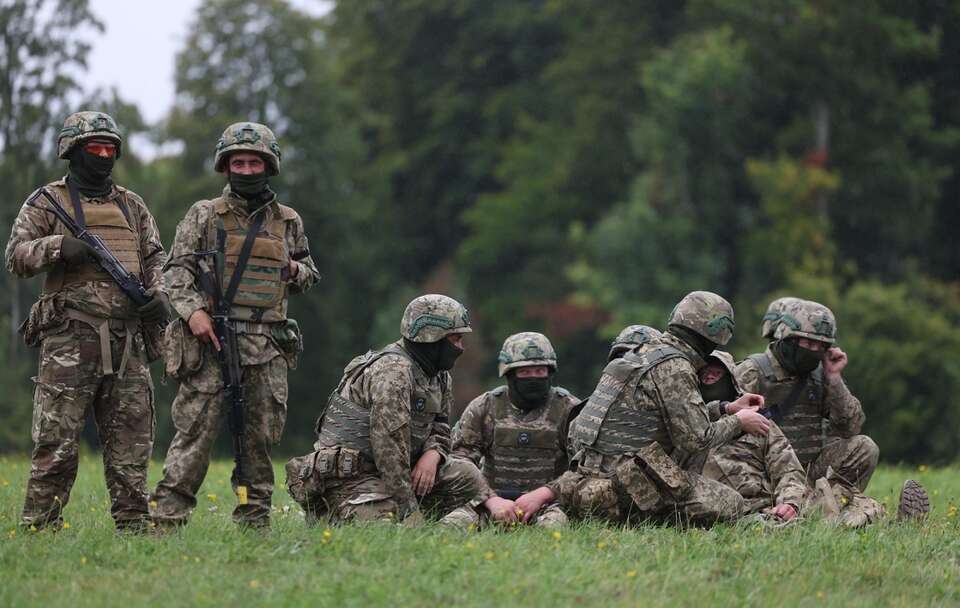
[323, 529, 332, 539]
[62, 522, 70, 530]
[249, 580, 260, 589]
[484, 551, 495, 560]
[206, 493, 218, 502]
[918, 464, 929, 473]
[597, 541, 607, 549]
[80, 557, 87, 565]
[552, 531, 562, 540]
[816, 591, 825, 599]
[626, 570, 637, 578]
[149, 500, 158, 510]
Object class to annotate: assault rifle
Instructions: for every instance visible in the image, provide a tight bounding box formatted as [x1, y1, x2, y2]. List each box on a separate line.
[27, 187, 150, 307]
[193, 223, 251, 506]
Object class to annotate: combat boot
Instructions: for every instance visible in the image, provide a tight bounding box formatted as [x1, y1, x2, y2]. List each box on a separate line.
[896, 479, 930, 522]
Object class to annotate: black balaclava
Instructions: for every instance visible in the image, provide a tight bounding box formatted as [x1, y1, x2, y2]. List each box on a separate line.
[228, 169, 271, 208]
[403, 337, 464, 377]
[68, 148, 114, 197]
[667, 325, 718, 359]
[772, 338, 823, 376]
[507, 370, 552, 411]
[700, 375, 737, 404]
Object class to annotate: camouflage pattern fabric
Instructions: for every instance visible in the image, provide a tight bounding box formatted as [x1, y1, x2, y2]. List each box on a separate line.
[496, 332, 557, 377]
[163, 187, 319, 327]
[667, 291, 735, 346]
[214, 122, 282, 175]
[305, 458, 486, 526]
[57, 110, 123, 159]
[20, 323, 154, 529]
[701, 423, 807, 514]
[608, 324, 662, 360]
[772, 299, 837, 343]
[400, 294, 471, 343]
[760, 297, 802, 339]
[151, 354, 288, 526]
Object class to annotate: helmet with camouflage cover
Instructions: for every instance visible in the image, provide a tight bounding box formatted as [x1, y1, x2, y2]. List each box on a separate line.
[773, 299, 837, 344]
[214, 122, 282, 176]
[761, 296, 802, 339]
[497, 332, 558, 377]
[608, 324, 662, 361]
[57, 111, 123, 159]
[667, 291, 735, 346]
[401, 294, 472, 343]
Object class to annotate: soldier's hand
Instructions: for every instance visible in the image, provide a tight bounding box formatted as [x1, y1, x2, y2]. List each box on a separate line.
[769, 503, 798, 521]
[823, 347, 848, 380]
[138, 292, 171, 324]
[514, 486, 556, 524]
[735, 406, 771, 436]
[726, 392, 764, 415]
[411, 449, 441, 496]
[188, 309, 220, 351]
[60, 235, 97, 267]
[484, 496, 518, 524]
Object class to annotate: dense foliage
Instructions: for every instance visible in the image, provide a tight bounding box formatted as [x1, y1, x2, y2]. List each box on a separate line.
[1, 0, 958, 462]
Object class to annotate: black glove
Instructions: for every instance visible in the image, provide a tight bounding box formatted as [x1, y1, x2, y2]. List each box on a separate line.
[60, 235, 97, 267]
[138, 293, 171, 324]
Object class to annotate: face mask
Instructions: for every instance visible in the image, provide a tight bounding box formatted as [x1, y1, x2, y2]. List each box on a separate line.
[507, 374, 552, 411]
[774, 339, 823, 376]
[667, 326, 717, 359]
[68, 149, 115, 196]
[403, 337, 462, 377]
[700, 376, 737, 403]
[228, 171, 269, 201]
[436, 338, 463, 371]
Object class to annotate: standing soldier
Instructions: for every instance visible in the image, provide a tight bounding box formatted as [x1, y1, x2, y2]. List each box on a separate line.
[530, 292, 772, 527]
[451, 332, 579, 527]
[6, 111, 168, 531]
[737, 298, 929, 526]
[286, 294, 489, 526]
[150, 122, 319, 528]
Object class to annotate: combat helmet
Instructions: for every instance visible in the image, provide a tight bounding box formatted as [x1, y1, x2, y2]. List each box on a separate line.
[57, 111, 123, 159]
[608, 324, 662, 361]
[214, 122, 282, 175]
[761, 297, 802, 339]
[497, 332, 558, 377]
[401, 294, 472, 343]
[667, 291, 735, 346]
[706, 351, 740, 389]
[773, 299, 837, 344]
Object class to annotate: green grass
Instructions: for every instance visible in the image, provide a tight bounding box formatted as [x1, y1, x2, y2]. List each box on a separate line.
[0, 457, 958, 607]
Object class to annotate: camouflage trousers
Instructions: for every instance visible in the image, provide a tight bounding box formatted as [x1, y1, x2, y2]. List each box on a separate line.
[555, 469, 745, 527]
[806, 435, 879, 493]
[22, 322, 154, 529]
[306, 459, 486, 526]
[151, 355, 287, 526]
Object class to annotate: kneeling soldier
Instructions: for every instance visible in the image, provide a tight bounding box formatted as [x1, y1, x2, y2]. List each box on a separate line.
[287, 295, 488, 526]
[452, 332, 579, 527]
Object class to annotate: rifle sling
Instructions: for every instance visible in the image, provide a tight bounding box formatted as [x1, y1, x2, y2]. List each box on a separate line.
[65, 177, 87, 230]
[770, 376, 809, 424]
[221, 211, 265, 311]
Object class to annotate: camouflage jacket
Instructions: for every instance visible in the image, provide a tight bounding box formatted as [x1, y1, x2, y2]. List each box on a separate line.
[337, 340, 453, 515]
[568, 333, 743, 469]
[163, 186, 319, 365]
[452, 385, 579, 496]
[736, 344, 864, 463]
[5, 177, 166, 319]
[702, 422, 807, 512]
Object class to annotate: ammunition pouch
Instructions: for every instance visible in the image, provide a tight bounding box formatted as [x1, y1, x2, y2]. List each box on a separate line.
[285, 447, 375, 507]
[19, 292, 68, 348]
[612, 443, 692, 512]
[163, 317, 204, 381]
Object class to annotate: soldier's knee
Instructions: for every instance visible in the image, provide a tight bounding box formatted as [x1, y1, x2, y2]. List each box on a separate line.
[851, 435, 879, 467]
[440, 458, 484, 492]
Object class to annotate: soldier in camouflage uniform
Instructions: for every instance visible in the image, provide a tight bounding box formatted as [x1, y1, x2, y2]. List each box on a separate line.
[150, 122, 319, 528]
[737, 298, 928, 526]
[451, 332, 579, 528]
[6, 111, 168, 530]
[533, 292, 772, 527]
[286, 295, 489, 526]
[696, 351, 806, 522]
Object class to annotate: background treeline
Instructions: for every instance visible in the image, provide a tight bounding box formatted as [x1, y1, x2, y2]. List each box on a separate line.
[1, 0, 958, 463]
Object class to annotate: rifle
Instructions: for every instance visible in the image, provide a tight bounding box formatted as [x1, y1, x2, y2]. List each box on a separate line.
[27, 187, 150, 307]
[193, 218, 262, 507]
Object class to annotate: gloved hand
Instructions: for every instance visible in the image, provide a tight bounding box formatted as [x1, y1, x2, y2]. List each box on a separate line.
[138, 292, 171, 323]
[60, 235, 97, 267]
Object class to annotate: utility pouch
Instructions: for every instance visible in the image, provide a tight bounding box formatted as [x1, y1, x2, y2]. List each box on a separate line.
[163, 317, 204, 381]
[636, 443, 691, 502]
[20, 292, 67, 348]
[613, 457, 661, 512]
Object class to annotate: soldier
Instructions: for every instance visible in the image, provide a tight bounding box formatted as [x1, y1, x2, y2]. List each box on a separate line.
[526, 291, 772, 527]
[286, 294, 489, 526]
[150, 122, 319, 528]
[759, 297, 802, 340]
[451, 332, 579, 527]
[6, 111, 168, 530]
[737, 298, 929, 526]
[697, 351, 806, 522]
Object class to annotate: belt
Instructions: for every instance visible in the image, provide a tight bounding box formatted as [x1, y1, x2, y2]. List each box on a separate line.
[232, 320, 279, 335]
[65, 309, 139, 378]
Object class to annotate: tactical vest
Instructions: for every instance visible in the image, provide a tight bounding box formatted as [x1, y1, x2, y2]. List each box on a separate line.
[482, 386, 568, 494]
[746, 353, 826, 465]
[315, 344, 446, 462]
[212, 199, 291, 323]
[44, 189, 142, 292]
[572, 345, 685, 456]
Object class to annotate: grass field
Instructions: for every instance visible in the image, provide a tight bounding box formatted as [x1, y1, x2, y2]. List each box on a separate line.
[0, 457, 957, 607]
